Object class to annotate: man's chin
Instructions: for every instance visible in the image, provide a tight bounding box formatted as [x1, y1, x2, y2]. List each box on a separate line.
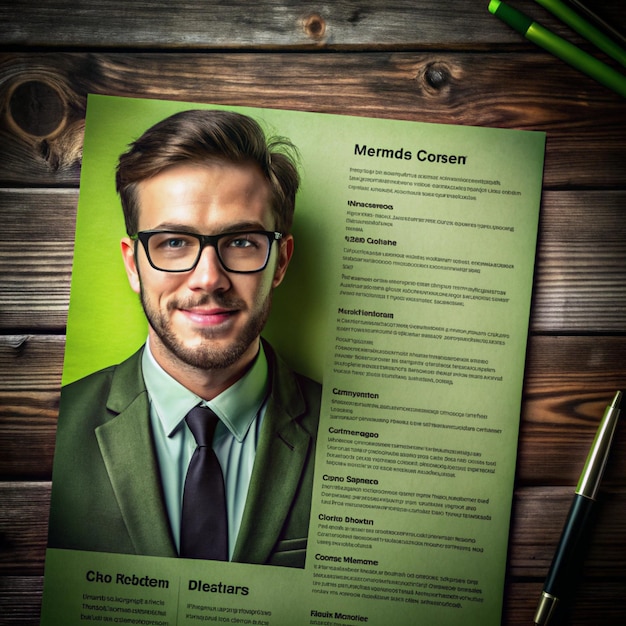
[159, 331, 258, 371]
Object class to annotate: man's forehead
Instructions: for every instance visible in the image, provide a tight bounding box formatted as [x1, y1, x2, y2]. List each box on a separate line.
[133, 161, 275, 229]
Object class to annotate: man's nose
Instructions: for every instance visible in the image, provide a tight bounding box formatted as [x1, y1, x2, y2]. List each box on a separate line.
[186, 245, 230, 291]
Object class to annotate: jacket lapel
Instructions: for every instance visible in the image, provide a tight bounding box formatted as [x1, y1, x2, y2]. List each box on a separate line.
[95, 350, 177, 558]
[232, 344, 312, 563]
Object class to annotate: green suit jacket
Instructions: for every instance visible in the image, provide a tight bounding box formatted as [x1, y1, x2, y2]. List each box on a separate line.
[47, 340, 321, 568]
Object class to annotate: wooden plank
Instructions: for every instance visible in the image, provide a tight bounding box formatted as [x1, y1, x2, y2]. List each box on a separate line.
[502, 579, 626, 625]
[1, 334, 624, 483]
[5, 0, 624, 49]
[509, 486, 626, 577]
[0, 576, 42, 625]
[1, 53, 625, 187]
[0, 483, 50, 575]
[2, 190, 625, 332]
[0, 335, 62, 479]
[518, 398, 626, 489]
[532, 191, 626, 333]
[0, 189, 76, 331]
[518, 336, 626, 485]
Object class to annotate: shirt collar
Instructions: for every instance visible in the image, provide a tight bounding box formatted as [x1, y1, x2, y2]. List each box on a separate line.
[142, 339, 269, 443]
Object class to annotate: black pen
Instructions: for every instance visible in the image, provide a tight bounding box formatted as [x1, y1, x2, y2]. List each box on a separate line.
[534, 390, 622, 625]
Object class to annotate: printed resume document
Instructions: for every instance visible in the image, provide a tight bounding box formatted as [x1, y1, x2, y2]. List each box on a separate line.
[40, 95, 546, 626]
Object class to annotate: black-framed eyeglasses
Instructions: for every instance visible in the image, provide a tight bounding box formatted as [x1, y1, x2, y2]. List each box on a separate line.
[132, 230, 284, 273]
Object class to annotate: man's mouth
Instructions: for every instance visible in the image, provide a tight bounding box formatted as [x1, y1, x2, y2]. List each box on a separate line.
[178, 306, 237, 326]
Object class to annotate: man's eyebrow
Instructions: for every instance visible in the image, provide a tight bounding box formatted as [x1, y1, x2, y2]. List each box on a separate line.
[148, 221, 270, 233]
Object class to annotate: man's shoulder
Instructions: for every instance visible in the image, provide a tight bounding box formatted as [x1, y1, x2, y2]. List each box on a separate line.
[59, 348, 145, 416]
[63, 363, 117, 393]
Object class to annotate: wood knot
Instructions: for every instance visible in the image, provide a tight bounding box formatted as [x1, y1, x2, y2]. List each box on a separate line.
[7, 335, 30, 354]
[7, 80, 67, 139]
[38, 118, 85, 171]
[302, 13, 326, 41]
[424, 63, 450, 90]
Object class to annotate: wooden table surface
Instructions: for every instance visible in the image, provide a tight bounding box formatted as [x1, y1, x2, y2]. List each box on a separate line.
[1, 1, 625, 624]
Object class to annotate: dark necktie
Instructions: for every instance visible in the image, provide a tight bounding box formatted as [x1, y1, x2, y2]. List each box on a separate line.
[180, 406, 228, 560]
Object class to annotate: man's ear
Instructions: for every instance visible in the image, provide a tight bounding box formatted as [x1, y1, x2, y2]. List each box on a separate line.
[121, 237, 141, 294]
[272, 234, 294, 288]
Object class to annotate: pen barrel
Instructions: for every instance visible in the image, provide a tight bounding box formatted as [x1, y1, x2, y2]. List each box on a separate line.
[489, 1, 626, 98]
[543, 494, 595, 597]
[534, 0, 626, 67]
[527, 23, 626, 98]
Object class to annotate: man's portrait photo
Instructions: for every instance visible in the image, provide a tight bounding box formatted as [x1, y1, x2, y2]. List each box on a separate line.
[47, 103, 322, 569]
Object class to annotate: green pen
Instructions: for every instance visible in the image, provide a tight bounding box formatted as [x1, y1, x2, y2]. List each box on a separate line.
[534, 0, 626, 67]
[488, 0, 626, 98]
[567, 0, 626, 51]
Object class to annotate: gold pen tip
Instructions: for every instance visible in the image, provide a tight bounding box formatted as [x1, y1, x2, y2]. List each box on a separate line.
[534, 592, 558, 625]
[612, 390, 623, 408]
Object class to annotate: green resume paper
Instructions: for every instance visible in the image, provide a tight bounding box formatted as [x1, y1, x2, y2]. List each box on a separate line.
[41, 95, 545, 625]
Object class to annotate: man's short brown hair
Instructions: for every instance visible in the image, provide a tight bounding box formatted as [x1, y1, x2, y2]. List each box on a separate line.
[116, 109, 300, 236]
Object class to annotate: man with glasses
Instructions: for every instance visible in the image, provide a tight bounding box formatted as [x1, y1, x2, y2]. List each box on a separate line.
[47, 109, 321, 568]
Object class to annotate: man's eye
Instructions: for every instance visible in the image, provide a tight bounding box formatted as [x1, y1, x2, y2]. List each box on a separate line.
[152, 235, 195, 252]
[225, 234, 264, 249]
[165, 238, 187, 248]
[230, 237, 254, 248]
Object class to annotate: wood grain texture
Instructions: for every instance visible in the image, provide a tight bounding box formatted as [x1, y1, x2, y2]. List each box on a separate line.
[1, 0, 625, 624]
[1, 53, 625, 187]
[533, 192, 626, 333]
[0, 190, 76, 331]
[4, 0, 614, 49]
[0, 335, 62, 479]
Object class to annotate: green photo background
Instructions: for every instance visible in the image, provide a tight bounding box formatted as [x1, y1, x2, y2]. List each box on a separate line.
[63, 95, 339, 385]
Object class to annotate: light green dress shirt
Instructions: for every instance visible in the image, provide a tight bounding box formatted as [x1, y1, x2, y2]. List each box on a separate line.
[142, 340, 269, 560]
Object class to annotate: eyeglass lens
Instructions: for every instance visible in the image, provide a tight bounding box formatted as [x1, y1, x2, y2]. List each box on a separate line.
[146, 231, 272, 272]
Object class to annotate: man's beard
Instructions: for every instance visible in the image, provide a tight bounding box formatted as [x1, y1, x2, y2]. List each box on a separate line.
[140, 287, 272, 371]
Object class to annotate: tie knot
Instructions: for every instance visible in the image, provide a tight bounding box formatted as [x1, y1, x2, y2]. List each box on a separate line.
[185, 406, 220, 447]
